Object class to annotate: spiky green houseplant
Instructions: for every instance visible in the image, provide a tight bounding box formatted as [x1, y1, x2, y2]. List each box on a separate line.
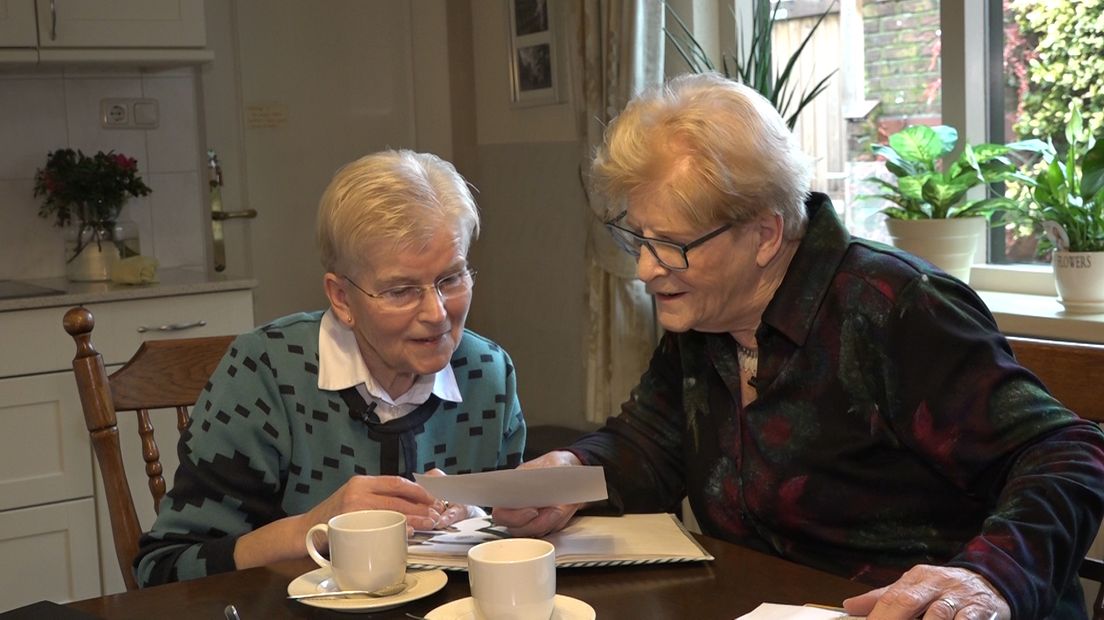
[663, 0, 836, 130]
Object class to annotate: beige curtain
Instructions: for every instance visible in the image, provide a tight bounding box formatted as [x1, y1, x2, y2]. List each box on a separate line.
[567, 1, 664, 424]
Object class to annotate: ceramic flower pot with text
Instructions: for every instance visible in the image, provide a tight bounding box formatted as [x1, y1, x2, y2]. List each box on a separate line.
[861, 124, 1045, 284]
[1052, 251, 1104, 313]
[33, 148, 152, 281]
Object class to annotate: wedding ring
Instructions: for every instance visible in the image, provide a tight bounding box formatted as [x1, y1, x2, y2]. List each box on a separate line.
[938, 598, 957, 614]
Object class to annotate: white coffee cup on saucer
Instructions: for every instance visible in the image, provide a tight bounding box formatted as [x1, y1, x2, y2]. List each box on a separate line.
[305, 509, 407, 592]
[467, 538, 556, 620]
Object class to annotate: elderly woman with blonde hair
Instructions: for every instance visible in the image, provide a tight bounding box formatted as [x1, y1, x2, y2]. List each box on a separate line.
[495, 73, 1104, 620]
[135, 150, 525, 586]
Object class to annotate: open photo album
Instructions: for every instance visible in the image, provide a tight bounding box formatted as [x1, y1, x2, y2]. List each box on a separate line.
[408, 512, 714, 570]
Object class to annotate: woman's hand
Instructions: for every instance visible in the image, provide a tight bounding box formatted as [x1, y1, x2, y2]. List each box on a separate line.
[419, 468, 478, 530]
[491, 450, 585, 537]
[234, 473, 441, 569]
[302, 474, 443, 538]
[842, 565, 1011, 619]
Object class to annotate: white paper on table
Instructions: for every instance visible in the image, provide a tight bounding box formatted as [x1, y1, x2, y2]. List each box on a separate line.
[736, 603, 859, 619]
[413, 466, 607, 508]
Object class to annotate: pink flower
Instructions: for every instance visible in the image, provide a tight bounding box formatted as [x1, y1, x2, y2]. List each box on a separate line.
[113, 153, 138, 172]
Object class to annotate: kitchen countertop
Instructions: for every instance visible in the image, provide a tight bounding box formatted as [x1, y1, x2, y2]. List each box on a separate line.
[0, 267, 257, 312]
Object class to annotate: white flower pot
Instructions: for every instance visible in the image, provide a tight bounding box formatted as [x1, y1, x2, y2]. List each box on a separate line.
[1053, 251, 1104, 313]
[884, 217, 985, 283]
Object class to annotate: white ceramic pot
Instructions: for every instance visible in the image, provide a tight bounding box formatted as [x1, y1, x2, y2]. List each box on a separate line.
[1053, 251, 1104, 313]
[884, 216, 985, 283]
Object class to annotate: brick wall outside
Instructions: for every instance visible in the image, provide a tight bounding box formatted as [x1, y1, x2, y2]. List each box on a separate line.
[863, 0, 942, 135]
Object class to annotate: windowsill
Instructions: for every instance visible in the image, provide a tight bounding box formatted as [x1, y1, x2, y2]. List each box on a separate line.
[962, 264, 1104, 343]
[975, 290, 1104, 344]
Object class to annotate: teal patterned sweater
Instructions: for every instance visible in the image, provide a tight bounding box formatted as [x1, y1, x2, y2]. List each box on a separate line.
[570, 194, 1104, 619]
[135, 312, 525, 586]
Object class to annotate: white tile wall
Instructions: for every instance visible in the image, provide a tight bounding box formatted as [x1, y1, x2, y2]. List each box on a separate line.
[0, 68, 207, 280]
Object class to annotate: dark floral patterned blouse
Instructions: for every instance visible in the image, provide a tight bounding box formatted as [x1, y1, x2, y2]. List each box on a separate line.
[571, 193, 1104, 619]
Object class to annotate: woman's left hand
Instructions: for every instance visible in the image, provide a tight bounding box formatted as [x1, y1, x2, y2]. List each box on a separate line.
[419, 468, 477, 529]
[842, 565, 1010, 619]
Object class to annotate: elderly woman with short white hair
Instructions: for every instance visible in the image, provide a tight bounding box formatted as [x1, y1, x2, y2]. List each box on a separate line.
[136, 150, 525, 586]
[495, 73, 1104, 620]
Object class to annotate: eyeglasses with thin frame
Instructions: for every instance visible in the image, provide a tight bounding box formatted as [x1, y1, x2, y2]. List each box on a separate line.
[604, 212, 733, 271]
[342, 268, 476, 312]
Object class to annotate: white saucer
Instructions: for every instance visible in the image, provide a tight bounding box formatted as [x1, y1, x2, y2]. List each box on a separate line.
[425, 595, 595, 620]
[287, 567, 447, 613]
[1058, 299, 1104, 314]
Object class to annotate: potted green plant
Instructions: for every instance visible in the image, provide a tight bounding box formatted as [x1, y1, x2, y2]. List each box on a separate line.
[34, 148, 152, 282]
[861, 124, 1043, 281]
[1008, 106, 1104, 312]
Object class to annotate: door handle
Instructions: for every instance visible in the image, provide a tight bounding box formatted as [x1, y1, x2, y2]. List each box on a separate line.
[208, 150, 257, 273]
[212, 209, 258, 221]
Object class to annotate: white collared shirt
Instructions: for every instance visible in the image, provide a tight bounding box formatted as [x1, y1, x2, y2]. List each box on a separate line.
[317, 309, 462, 423]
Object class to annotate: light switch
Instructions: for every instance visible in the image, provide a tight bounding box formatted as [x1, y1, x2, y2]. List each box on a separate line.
[133, 99, 160, 128]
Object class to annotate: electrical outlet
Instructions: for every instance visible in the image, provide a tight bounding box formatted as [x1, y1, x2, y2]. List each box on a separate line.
[100, 98, 159, 129]
[101, 99, 129, 127]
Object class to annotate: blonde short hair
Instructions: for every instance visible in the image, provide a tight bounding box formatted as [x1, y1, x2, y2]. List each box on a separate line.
[316, 150, 480, 275]
[591, 73, 811, 239]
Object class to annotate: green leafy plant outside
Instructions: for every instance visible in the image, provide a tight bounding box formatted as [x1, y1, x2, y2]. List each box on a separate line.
[34, 148, 152, 227]
[1008, 106, 1104, 253]
[862, 124, 1045, 220]
[663, 0, 836, 130]
[1010, 0, 1104, 141]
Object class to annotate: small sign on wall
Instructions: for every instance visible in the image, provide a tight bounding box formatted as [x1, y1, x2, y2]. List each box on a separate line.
[245, 103, 289, 129]
[507, 0, 560, 107]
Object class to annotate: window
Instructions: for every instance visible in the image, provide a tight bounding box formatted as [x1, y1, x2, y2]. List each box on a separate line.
[665, 0, 1102, 297]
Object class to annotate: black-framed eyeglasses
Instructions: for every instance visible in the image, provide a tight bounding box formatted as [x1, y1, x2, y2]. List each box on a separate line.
[604, 212, 733, 271]
[342, 268, 476, 312]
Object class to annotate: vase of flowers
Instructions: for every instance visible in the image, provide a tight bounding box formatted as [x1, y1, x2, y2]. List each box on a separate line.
[34, 148, 152, 281]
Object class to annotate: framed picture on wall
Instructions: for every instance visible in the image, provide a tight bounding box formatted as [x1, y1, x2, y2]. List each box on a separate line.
[507, 0, 560, 107]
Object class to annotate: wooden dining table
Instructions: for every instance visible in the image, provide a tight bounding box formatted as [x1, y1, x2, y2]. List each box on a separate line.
[68, 534, 869, 619]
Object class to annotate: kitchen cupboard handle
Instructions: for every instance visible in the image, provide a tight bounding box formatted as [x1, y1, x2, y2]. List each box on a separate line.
[50, 0, 57, 40]
[211, 209, 258, 221]
[136, 320, 207, 333]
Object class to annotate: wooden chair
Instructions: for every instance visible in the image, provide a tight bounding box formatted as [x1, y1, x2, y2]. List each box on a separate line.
[64, 306, 234, 591]
[1006, 335, 1104, 620]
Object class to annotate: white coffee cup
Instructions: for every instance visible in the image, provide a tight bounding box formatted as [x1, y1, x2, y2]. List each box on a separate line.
[467, 538, 556, 620]
[305, 509, 407, 592]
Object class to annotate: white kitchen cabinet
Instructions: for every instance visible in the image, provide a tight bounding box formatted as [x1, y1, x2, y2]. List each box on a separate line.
[0, 0, 35, 46]
[0, 0, 211, 65]
[0, 371, 90, 513]
[0, 499, 101, 609]
[0, 285, 254, 611]
[0, 0, 36, 62]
